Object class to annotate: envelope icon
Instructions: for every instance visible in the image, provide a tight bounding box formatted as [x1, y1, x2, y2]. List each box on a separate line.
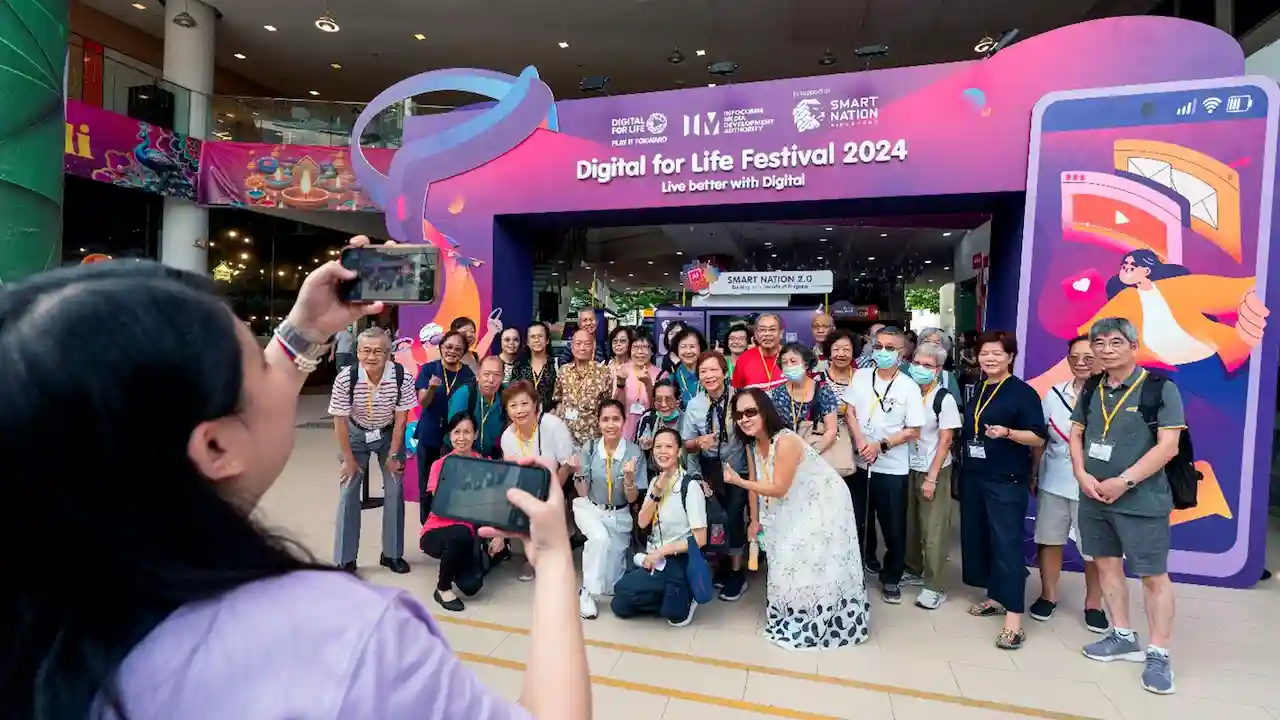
[1114, 140, 1242, 262]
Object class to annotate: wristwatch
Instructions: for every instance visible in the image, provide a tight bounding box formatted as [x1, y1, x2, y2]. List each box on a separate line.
[1120, 472, 1136, 489]
[879, 439, 891, 454]
[274, 320, 334, 373]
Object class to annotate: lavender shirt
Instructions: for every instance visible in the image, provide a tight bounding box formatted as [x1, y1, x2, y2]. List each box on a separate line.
[105, 571, 531, 719]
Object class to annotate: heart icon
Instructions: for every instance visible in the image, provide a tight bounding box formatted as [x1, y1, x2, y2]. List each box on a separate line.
[1072, 278, 1091, 292]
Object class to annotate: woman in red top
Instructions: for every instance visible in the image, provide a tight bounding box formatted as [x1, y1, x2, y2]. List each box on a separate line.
[420, 413, 508, 611]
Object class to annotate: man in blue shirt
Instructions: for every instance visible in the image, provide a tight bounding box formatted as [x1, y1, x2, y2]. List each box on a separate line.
[448, 356, 507, 458]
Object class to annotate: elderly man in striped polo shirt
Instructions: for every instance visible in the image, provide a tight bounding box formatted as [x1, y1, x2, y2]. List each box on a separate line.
[330, 327, 418, 573]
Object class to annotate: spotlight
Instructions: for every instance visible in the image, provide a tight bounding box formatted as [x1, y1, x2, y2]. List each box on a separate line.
[171, 10, 198, 28]
[983, 28, 1019, 58]
[579, 75, 610, 94]
[667, 47, 685, 64]
[818, 49, 837, 66]
[314, 13, 340, 33]
[854, 44, 888, 58]
[707, 60, 738, 77]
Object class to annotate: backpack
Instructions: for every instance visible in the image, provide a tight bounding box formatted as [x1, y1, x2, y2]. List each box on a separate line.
[1078, 372, 1200, 510]
[346, 362, 406, 423]
[681, 472, 730, 554]
[930, 386, 963, 466]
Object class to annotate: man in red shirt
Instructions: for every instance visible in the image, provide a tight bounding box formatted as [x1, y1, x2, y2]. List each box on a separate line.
[730, 313, 785, 391]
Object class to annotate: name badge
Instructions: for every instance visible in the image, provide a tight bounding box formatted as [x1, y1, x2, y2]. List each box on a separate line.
[967, 441, 986, 459]
[364, 428, 382, 443]
[563, 408, 579, 421]
[1088, 440, 1114, 462]
[861, 421, 875, 435]
[629, 402, 646, 415]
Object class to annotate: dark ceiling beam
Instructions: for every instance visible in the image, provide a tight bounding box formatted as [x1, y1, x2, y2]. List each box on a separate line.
[1080, 0, 1161, 20]
[1241, 9, 1280, 55]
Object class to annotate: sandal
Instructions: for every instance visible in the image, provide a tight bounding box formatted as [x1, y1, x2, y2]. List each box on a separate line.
[968, 600, 1007, 617]
[995, 628, 1026, 650]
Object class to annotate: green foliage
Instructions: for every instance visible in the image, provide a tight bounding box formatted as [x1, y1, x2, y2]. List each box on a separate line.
[571, 286, 680, 314]
[905, 286, 941, 314]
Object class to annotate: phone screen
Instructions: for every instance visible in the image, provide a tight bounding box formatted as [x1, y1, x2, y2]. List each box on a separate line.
[1017, 78, 1278, 584]
[339, 245, 438, 304]
[432, 455, 552, 533]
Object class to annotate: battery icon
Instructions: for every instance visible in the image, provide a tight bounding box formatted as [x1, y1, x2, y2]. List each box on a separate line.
[1226, 95, 1254, 113]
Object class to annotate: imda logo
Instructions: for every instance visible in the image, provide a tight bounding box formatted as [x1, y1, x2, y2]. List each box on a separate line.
[646, 112, 668, 134]
[793, 99, 823, 132]
[684, 112, 720, 136]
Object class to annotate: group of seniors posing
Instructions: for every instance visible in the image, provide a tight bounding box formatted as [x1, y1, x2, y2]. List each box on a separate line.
[330, 307, 1186, 693]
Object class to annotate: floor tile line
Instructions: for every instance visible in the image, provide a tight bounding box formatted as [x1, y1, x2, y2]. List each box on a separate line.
[441, 616, 1101, 720]
[457, 652, 845, 719]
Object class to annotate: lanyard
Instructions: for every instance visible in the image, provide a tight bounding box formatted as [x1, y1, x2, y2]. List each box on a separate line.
[759, 350, 775, 383]
[676, 365, 697, 398]
[515, 418, 540, 457]
[442, 366, 460, 396]
[603, 446, 616, 501]
[788, 379, 810, 431]
[868, 370, 898, 422]
[1099, 370, 1146, 438]
[919, 381, 937, 407]
[973, 376, 1008, 430]
[477, 397, 494, 447]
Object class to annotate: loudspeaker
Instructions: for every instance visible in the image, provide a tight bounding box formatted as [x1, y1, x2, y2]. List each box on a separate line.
[127, 85, 176, 129]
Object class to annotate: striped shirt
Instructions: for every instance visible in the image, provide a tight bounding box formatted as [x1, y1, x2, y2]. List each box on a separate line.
[328, 364, 418, 429]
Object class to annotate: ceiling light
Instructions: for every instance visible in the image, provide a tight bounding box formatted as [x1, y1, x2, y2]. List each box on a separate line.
[708, 83, 717, 88]
[172, 10, 198, 28]
[819, 49, 837, 66]
[816, 256, 824, 261]
[240, 253, 250, 260]
[233, 53, 246, 59]
[924, 260, 932, 264]
[551, 272, 558, 276]
[880, 233, 887, 237]
[667, 47, 685, 64]
[225, 113, 234, 119]
[414, 33, 426, 40]
[608, 261, 614, 265]
[209, 242, 216, 247]
[314, 13, 340, 32]
[331, 63, 342, 69]
[264, 24, 277, 31]
[942, 231, 952, 237]
[944, 266, 951, 270]
[664, 272, 670, 276]
[278, 270, 286, 277]
[558, 41, 570, 49]
[820, 238, 828, 242]
[676, 251, 683, 255]
[825, 227, 833, 231]
[131, 2, 146, 8]
[228, 230, 238, 237]
[243, 237, 251, 243]
[628, 273, 635, 277]
[695, 49, 706, 56]
[868, 256, 876, 260]
[647, 260, 654, 264]
[771, 253, 778, 258]
[309, 90, 320, 96]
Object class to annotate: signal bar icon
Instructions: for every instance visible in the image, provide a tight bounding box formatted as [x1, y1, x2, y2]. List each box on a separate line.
[1202, 96, 1223, 113]
[1175, 100, 1195, 116]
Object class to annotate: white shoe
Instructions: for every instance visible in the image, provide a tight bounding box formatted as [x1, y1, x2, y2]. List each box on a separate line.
[668, 600, 698, 627]
[916, 588, 947, 610]
[579, 589, 598, 620]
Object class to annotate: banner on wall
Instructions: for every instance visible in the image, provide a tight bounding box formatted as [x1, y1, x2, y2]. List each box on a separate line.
[198, 142, 391, 211]
[706, 270, 834, 296]
[1016, 77, 1279, 588]
[64, 100, 201, 199]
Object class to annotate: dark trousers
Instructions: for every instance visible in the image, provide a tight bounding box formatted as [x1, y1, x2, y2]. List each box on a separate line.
[420, 524, 482, 595]
[701, 456, 748, 557]
[959, 470, 1029, 614]
[335, 352, 354, 370]
[416, 444, 442, 525]
[611, 554, 692, 622]
[848, 468, 909, 585]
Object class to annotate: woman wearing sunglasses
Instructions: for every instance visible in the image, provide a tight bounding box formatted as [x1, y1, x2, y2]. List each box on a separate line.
[723, 389, 871, 651]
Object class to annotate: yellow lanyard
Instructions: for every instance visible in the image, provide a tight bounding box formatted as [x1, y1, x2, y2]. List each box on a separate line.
[1099, 370, 1146, 438]
[477, 397, 494, 447]
[516, 426, 538, 457]
[442, 366, 459, 395]
[919, 381, 937, 406]
[789, 379, 810, 430]
[973, 376, 1009, 430]
[760, 350, 775, 383]
[603, 448, 616, 501]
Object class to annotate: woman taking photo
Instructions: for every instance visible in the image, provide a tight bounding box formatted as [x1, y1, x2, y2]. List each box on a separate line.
[1, 241, 589, 719]
[497, 326, 523, 385]
[723, 389, 870, 651]
[421, 413, 507, 612]
[570, 400, 648, 619]
[958, 330, 1047, 650]
[617, 331, 659, 440]
[769, 343, 839, 455]
[611, 428, 706, 627]
[667, 326, 707, 407]
[511, 321, 558, 414]
[414, 330, 475, 523]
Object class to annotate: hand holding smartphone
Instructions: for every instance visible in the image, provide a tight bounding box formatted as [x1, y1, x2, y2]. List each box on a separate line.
[432, 455, 554, 534]
[337, 244, 439, 305]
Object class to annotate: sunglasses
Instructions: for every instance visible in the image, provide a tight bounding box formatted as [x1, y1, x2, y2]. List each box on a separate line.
[733, 406, 761, 420]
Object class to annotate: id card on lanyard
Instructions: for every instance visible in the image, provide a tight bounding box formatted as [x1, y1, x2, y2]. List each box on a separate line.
[1090, 371, 1146, 462]
[363, 370, 383, 443]
[968, 376, 1007, 459]
[863, 371, 897, 435]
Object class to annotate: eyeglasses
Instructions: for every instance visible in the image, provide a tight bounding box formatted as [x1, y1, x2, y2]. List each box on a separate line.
[732, 406, 761, 420]
[654, 395, 677, 405]
[357, 348, 387, 357]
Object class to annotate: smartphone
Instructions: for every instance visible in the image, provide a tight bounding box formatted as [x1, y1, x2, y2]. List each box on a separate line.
[337, 245, 438, 304]
[1017, 77, 1278, 586]
[432, 455, 552, 534]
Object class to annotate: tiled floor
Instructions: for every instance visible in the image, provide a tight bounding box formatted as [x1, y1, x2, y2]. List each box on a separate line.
[258, 426, 1280, 719]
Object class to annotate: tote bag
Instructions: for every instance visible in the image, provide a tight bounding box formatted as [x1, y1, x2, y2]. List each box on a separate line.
[685, 535, 714, 605]
[796, 385, 857, 476]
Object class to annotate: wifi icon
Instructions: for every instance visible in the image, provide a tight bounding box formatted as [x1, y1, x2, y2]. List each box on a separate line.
[1202, 97, 1223, 113]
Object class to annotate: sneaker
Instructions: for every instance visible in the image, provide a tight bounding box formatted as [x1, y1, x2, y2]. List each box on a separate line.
[865, 556, 883, 574]
[1084, 608, 1109, 633]
[713, 566, 730, 590]
[1141, 649, 1176, 695]
[901, 572, 925, 587]
[668, 600, 698, 627]
[518, 563, 535, 582]
[1028, 597, 1056, 621]
[916, 588, 947, 610]
[719, 573, 748, 602]
[1082, 630, 1146, 663]
[882, 584, 903, 604]
[579, 589, 598, 620]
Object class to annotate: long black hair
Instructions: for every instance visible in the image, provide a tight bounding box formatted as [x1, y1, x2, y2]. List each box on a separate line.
[1106, 249, 1191, 299]
[0, 261, 334, 719]
[731, 388, 788, 446]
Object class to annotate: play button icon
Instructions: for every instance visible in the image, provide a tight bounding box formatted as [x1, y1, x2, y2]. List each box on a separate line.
[1115, 210, 1130, 225]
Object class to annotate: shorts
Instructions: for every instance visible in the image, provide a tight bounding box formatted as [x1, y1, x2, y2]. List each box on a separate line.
[1034, 491, 1089, 560]
[1078, 501, 1170, 577]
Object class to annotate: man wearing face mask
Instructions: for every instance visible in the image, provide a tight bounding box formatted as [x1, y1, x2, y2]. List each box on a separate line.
[843, 326, 925, 605]
[856, 323, 886, 369]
